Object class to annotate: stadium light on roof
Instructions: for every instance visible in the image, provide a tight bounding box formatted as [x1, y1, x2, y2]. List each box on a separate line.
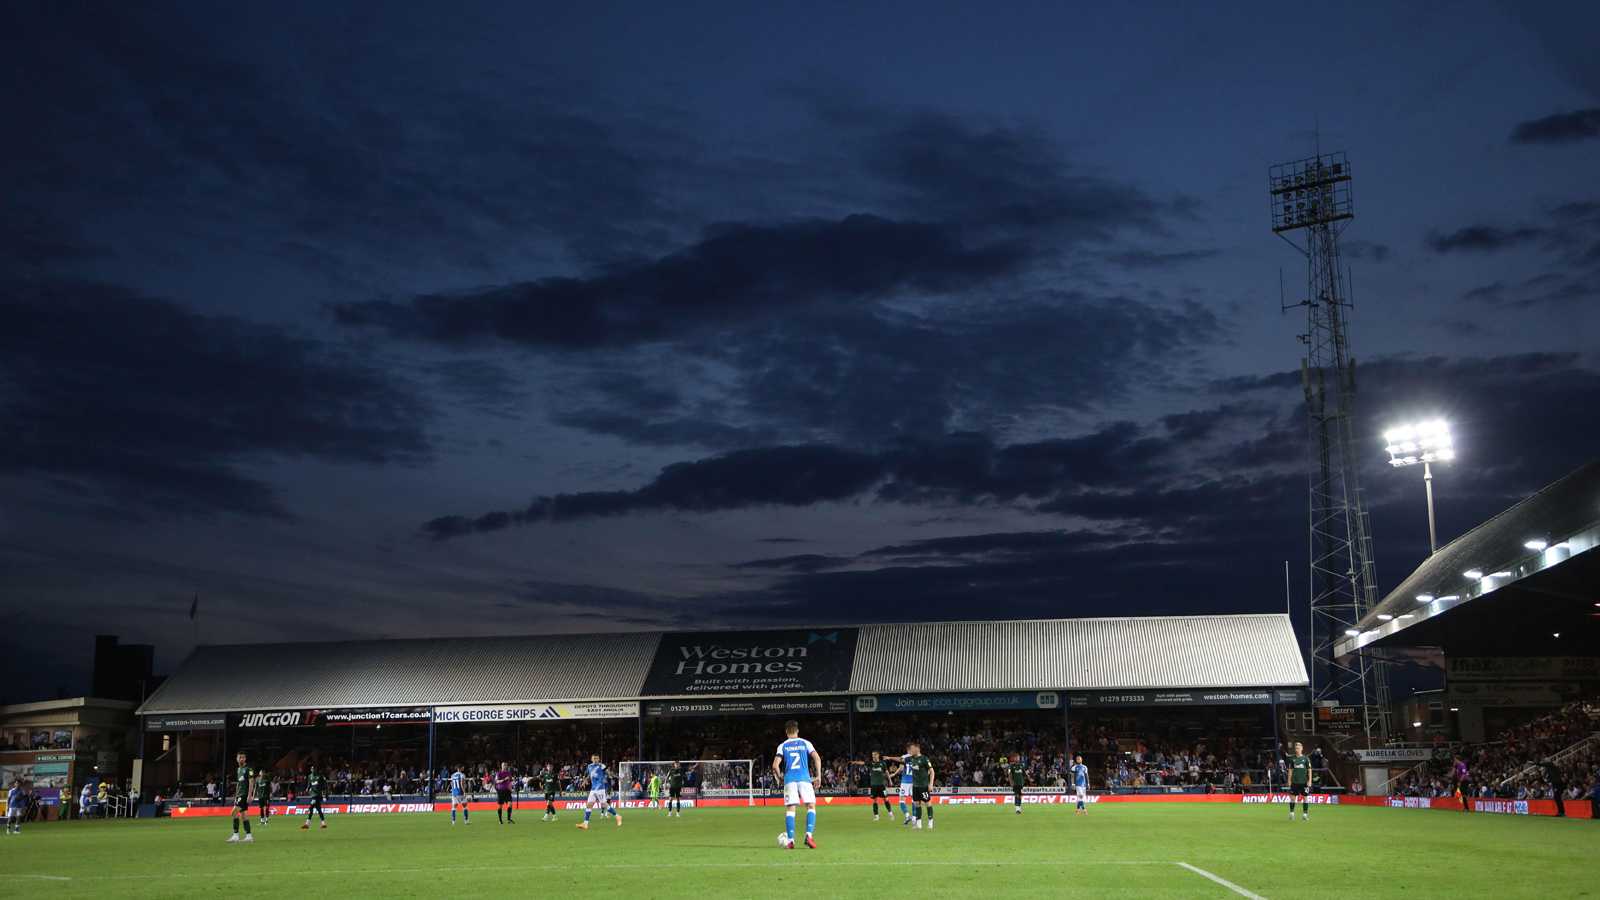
[1385, 419, 1453, 554]
[1344, 629, 1361, 636]
[1524, 539, 1547, 551]
[1416, 594, 1433, 603]
[1464, 570, 1483, 579]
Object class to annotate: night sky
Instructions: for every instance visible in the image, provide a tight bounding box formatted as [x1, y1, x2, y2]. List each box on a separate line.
[4, 1, 1599, 703]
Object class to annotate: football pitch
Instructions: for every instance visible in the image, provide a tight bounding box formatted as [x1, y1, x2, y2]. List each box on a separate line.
[1, 803, 1590, 899]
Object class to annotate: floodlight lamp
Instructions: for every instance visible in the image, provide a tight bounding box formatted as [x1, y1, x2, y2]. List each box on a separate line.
[1525, 540, 1548, 551]
[1412, 722, 1422, 728]
[1344, 629, 1361, 636]
[1398, 614, 1415, 619]
[1464, 570, 1483, 579]
[1415, 594, 1434, 603]
[1377, 614, 1393, 621]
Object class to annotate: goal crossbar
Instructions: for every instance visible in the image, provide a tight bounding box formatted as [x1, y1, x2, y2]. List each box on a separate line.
[617, 759, 756, 807]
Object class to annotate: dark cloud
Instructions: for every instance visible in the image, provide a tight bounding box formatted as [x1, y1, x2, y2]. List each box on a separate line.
[1426, 226, 1550, 252]
[1340, 240, 1392, 262]
[0, 278, 429, 516]
[553, 294, 1218, 451]
[336, 214, 1030, 349]
[1428, 202, 1600, 307]
[1509, 109, 1600, 144]
[0, 3, 690, 274]
[852, 109, 1167, 240]
[422, 422, 1192, 540]
[730, 554, 853, 573]
[1104, 249, 1219, 269]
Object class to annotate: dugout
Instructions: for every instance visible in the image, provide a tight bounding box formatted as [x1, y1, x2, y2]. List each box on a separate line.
[134, 615, 1308, 799]
[1337, 456, 1600, 745]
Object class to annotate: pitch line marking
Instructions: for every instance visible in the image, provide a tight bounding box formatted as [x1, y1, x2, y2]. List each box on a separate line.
[1178, 862, 1269, 900]
[3, 860, 1170, 881]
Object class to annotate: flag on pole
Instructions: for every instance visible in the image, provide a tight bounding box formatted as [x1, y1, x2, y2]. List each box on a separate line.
[189, 592, 198, 620]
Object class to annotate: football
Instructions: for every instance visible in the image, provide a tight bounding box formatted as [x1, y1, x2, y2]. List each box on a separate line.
[777, 832, 791, 847]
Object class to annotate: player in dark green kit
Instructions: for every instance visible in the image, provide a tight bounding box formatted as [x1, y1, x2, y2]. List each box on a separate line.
[904, 743, 934, 830]
[848, 752, 896, 821]
[300, 765, 327, 829]
[227, 752, 255, 843]
[541, 764, 560, 821]
[255, 767, 273, 824]
[665, 761, 696, 817]
[1006, 755, 1027, 814]
[1286, 741, 1311, 821]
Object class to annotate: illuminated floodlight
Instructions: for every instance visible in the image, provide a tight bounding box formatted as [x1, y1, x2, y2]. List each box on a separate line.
[1377, 614, 1394, 621]
[1464, 570, 1483, 579]
[1385, 419, 1453, 554]
[1344, 628, 1361, 636]
[1384, 420, 1453, 467]
[1524, 540, 1548, 551]
[1398, 614, 1415, 619]
[1416, 594, 1434, 603]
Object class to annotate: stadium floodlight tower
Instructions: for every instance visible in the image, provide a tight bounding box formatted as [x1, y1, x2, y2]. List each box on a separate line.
[1384, 420, 1455, 554]
[1269, 151, 1389, 741]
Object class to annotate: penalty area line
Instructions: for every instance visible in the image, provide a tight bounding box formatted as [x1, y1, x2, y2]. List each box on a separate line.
[1178, 862, 1269, 900]
[10, 860, 1174, 882]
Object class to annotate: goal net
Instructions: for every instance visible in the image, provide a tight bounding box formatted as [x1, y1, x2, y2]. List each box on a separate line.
[617, 759, 755, 807]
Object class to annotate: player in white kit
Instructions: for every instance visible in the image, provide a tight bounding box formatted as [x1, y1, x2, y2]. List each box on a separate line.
[773, 720, 821, 849]
[576, 754, 620, 828]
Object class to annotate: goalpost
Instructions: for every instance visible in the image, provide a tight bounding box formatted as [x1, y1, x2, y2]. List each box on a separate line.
[618, 760, 756, 807]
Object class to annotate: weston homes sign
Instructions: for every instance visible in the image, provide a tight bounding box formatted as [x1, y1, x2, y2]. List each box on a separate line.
[640, 629, 859, 696]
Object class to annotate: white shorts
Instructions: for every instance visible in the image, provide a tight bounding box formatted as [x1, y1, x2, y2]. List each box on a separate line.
[450, 792, 465, 805]
[1075, 785, 1086, 799]
[898, 783, 913, 798]
[783, 782, 816, 806]
[586, 789, 608, 806]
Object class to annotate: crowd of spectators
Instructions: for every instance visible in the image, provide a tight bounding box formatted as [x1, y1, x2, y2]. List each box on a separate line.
[173, 711, 1333, 801]
[1391, 696, 1599, 803]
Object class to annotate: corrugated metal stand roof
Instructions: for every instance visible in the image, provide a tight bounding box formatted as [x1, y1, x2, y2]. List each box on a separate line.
[139, 614, 1306, 715]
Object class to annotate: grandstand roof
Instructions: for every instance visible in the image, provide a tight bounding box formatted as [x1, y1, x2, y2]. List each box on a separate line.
[138, 614, 1307, 715]
[1337, 455, 1600, 658]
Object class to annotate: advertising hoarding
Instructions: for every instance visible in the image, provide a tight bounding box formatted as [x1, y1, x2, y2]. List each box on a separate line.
[643, 698, 848, 717]
[640, 629, 858, 696]
[433, 702, 639, 723]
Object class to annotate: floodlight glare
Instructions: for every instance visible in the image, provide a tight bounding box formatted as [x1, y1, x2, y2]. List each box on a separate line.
[1416, 594, 1434, 603]
[1464, 570, 1483, 579]
[1524, 540, 1548, 551]
[1344, 629, 1361, 636]
[1377, 614, 1394, 621]
[1386, 419, 1454, 553]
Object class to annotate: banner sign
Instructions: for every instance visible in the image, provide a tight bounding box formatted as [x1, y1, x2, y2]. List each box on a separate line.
[1352, 748, 1436, 762]
[1066, 689, 1302, 708]
[32, 753, 80, 762]
[1446, 682, 1576, 707]
[231, 708, 435, 728]
[1446, 657, 1600, 682]
[144, 714, 226, 731]
[644, 698, 848, 717]
[1315, 706, 1364, 731]
[640, 629, 858, 696]
[236, 710, 308, 728]
[433, 702, 639, 723]
[308, 707, 432, 725]
[855, 692, 1060, 713]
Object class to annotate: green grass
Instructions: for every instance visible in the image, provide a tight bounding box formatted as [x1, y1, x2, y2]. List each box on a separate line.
[2, 803, 1593, 899]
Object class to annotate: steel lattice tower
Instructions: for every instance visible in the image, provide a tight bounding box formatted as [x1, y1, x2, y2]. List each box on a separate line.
[1270, 152, 1389, 740]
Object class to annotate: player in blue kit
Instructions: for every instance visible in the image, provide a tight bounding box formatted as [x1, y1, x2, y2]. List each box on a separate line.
[1071, 755, 1089, 814]
[896, 750, 914, 823]
[6, 779, 24, 834]
[773, 720, 820, 849]
[449, 765, 471, 824]
[577, 754, 620, 829]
